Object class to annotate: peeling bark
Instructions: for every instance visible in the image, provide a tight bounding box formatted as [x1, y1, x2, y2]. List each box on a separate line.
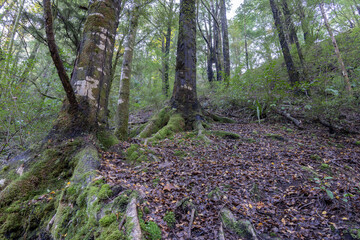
[71, 0, 122, 126]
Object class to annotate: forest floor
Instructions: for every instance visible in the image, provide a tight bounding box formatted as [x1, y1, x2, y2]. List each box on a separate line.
[99, 112, 360, 240]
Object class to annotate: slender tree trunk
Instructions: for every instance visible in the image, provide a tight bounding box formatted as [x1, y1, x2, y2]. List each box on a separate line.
[163, 0, 174, 97]
[207, 11, 215, 82]
[243, 11, 249, 70]
[19, 41, 41, 83]
[319, 3, 352, 94]
[220, 0, 230, 81]
[171, 0, 199, 126]
[269, 0, 300, 86]
[43, 0, 78, 111]
[115, 5, 140, 140]
[297, 0, 311, 44]
[70, 0, 122, 127]
[1, 0, 25, 82]
[211, 0, 222, 81]
[281, 0, 306, 80]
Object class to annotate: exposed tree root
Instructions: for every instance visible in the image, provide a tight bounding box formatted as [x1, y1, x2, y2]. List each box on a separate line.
[220, 207, 258, 240]
[203, 110, 236, 123]
[125, 195, 143, 239]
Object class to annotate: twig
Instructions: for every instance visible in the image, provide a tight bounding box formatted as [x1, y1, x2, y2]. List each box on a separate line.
[187, 208, 196, 240]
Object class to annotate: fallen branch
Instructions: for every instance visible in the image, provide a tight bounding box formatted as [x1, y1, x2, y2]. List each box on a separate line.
[317, 117, 358, 134]
[272, 108, 303, 129]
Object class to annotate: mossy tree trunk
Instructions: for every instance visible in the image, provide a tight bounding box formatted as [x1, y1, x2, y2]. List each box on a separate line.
[70, 0, 122, 128]
[115, 4, 140, 140]
[171, 0, 200, 129]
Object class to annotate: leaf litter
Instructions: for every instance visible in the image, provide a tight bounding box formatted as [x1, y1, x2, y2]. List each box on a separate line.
[99, 122, 360, 239]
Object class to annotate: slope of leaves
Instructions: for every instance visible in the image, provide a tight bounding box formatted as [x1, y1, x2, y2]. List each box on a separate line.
[100, 121, 360, 239]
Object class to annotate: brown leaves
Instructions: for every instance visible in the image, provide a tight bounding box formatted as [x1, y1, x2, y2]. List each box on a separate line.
[99, 122, 360, 239]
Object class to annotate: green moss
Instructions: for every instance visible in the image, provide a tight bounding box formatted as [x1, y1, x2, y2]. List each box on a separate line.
[355, 141, 360, 146]
[1, 165, 9, 172]
[137, 155, 148, 163]
[209, 130, 241, 139]
[145, 221, 161, 240]
[128, 151, 139, 162]
[311, 154, 322, 161]
[150, 114, 185, 141]
[98, 184, 112, 200]
[99, 213, 116, 227]
[163, 211, 176, 228]
[320, 163, 330, 170]
[139, 107, 173, 138]
[97, 130, 119, 150]
[127, 144, 140, 156]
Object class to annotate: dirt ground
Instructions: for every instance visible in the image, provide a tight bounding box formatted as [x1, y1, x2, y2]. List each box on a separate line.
[100, 119, 360, 239]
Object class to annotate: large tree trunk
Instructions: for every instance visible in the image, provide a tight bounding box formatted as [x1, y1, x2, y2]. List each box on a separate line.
[171, 0, 199, 128]
[319, 3, 352, 94]
[269, 0, 300, 86]
[0, 1, 123, 239]
[220, 0, 230, 81]
[68, 0, 121, 130]
[115, 5, 140, 140]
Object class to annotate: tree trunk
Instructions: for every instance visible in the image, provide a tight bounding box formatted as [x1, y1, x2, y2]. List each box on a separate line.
[319, 3, 352, 94]
[162, 0, 174, 97]
[115, 5, 140, 140]
[296, 0, 311, 44]
[70, 0, 122, 128]
[43, 0, 78, 111]
[211, 0, 222, 82]
[269, 0, 300, 86]
[281, 0, 306, 81]
[171, 0, 199, 127]
[220, 0, 230, 81]
[243, 9, 249, 70]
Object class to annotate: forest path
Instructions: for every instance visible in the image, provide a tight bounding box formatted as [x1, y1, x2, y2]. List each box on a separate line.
[100, 121, 360, 239]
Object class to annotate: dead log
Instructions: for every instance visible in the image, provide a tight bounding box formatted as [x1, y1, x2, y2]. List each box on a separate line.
[272, 108, 303, 129]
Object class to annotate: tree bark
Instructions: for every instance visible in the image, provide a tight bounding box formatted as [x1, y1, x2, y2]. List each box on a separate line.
[319, 3, 352, 94]
[115, 5, 140, 140]
[71, 0, 122, 126]
[211, 0, 223, 82]
[269, 0, 300, 86]
[220, 0, 230, 81]
[171, 0, 199, 127]
[281, 0, 306, 81]
[43, 0, 78, 111]
[163, 0, 174, 97]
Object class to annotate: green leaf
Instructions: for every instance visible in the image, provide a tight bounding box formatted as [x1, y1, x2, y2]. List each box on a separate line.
[326, 189, 334, 199]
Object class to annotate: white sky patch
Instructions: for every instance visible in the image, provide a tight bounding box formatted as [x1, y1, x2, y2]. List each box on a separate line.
[228, 0, 244, 20]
